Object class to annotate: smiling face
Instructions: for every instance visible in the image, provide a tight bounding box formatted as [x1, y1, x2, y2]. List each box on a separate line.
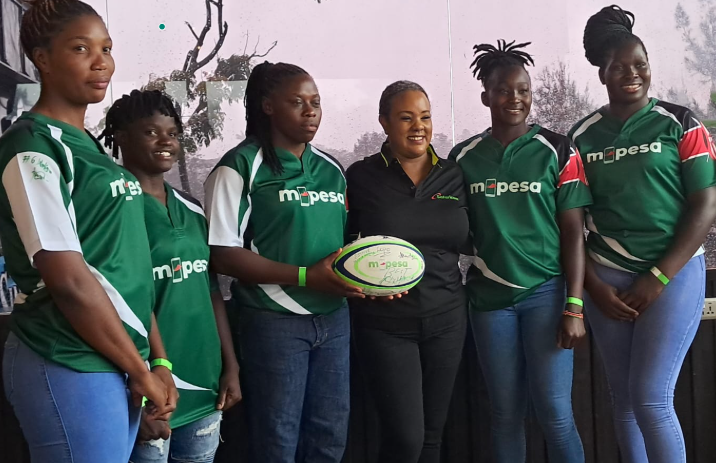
[117, 112, 181, 176]
[600, 41, 651, 108]
[263, 74, 322, 145]
[481, 64, 532, 129]
[33, 14, 114, 105]
[379, 90, 432, 160]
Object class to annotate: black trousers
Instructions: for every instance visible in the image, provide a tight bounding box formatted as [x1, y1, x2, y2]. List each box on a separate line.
[352, 307, 467, 463]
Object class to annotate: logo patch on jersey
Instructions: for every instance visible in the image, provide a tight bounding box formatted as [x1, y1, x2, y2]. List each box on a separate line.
[586, 142, 662, 164]
[431, 193, 459, 201]
[110, 174, 143, 201]
[278, 187, 345, 206]
[153, 258, 208, 282]
[470, 179, 542, 197]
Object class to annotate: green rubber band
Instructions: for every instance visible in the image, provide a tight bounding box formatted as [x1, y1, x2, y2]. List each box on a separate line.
[650, 266, 670, 286]
[150, 358, 173, 371]
[567, 297, 584, 307]
[298, 267, 307, 287]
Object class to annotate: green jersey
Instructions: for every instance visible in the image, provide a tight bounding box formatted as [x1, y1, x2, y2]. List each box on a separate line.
[144, 183, 221, 428]
[569, 99, 716, 272]
[0, 112, 153, 372]
[204, 137, 346, 315]
[450, 125, 592, 311]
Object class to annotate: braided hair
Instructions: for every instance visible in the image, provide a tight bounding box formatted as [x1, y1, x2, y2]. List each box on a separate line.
[98, 90, 183, 159]
[20, 0, 101, 64]
[583, 5, 647, 68]
[470, 39, 535, 86]
[378, 81, 429, 117]
[244, 61, 310, 176]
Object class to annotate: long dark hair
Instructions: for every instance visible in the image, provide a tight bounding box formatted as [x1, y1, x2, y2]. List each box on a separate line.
[583, 4, 647, 69]
[470, 39, 535, 87]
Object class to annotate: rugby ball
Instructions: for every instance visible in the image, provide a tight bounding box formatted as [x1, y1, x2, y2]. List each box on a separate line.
[333, 235, 425, 297]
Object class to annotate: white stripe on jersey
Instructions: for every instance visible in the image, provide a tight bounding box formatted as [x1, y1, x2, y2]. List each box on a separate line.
[205, 166, 245, 248]
[682, 152, 711, 163]
[48, 126, 78, 234]
[172, 373, 211, 391]
[86, 262, 148, 337]
[533, 134, 559, 164]
[172, 189, 205, 217]
[586, 213, 646, 262]
[251, 241, 311, 314]
[472, 253, 527, 289]
[650, 105, 682, 127]
[312, 146, 345, 180]
[571, 113, 603, 142]
[455, 137, 484, 163]
[2, 153, 82, 263]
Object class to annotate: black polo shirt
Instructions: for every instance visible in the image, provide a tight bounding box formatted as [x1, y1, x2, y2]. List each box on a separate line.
[346, 144, 470, 319]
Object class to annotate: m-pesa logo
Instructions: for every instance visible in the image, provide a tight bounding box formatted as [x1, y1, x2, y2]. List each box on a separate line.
[109, 174, 142, 201]
[153, 258, 208, 283]
[278, 187, 345, 207]
[470, 179, 542, 197]
[586, 142, 662, 164]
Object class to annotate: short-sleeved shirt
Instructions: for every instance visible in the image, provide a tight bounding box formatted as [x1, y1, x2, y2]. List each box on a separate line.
[449, 125, 592, 311]
[569, 99, 716, 272]
[346, 144, 469, 318]
[0, 112, 154, 372]
[204, 137, 347, 315]
[144, 183, 222, 428]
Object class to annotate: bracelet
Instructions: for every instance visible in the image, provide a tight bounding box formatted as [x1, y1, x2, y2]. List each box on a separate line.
[566, 297, 584, 307]
[298, 267, 307, 287]
[650, 266, 670, 286]
[150, 358, 173, 371]
[563, 311, 584, 319]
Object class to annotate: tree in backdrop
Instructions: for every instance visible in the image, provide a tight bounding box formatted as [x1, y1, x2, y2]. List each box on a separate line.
[530, 61, 596, 134]
[675, 1, 716, 126]
[142, 0, 277, 193]
[353, 131, 385, 157]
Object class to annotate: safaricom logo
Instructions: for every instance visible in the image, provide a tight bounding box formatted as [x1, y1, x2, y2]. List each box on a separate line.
[470, 179, 542, 197]
[586, 142, 662, 164]
[153, 258, 208, 283]
[278, 187, 345, 207]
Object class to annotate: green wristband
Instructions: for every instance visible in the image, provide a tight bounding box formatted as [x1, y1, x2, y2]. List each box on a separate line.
[150, 358, 173, 371]
[298, 267, 307, 287]
[650, 266, 670, 286]
[567, 297, 584, 307]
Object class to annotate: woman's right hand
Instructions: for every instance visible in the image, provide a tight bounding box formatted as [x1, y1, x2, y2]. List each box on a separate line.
[128, 370, 177, 418]
[587, 279, 639, 321]
[307, 249, 365, 298]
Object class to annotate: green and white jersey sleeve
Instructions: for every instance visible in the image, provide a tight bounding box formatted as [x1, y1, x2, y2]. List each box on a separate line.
[450, 125, 592, 311]
[569, 98, 716, 272]
[204, 137, 347, 315]
[0, 112, 154, 372]
[144, 183, 222, 429]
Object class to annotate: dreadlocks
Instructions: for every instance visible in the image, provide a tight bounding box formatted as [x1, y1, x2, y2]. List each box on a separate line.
[244, 61, 310, 176]
[98, 90, 183, 159]
[20, 0, 100, 64]
[583, 5, 647, 68]
[470, 39, 535, 86]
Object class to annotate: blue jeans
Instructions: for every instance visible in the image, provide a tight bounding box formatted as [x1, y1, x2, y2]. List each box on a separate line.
[237, 303, 350, 463]
[129, 411, 222, 463]
[471, 277, 584, 463]
[2, 332, 141, 463]
[585, 255, 705, 463]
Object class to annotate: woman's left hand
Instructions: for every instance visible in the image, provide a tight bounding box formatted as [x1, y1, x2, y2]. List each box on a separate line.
[558, 307, 586, 349]
[618, 272, 665, 314]
[368, 291, 409, 301]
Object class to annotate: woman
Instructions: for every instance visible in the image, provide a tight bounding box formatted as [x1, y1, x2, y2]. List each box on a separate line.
[449, 40, 590, 463]
[204, 61, 363, 463]
[569, 6, 716, 463]
[99, 89, 242, 463]
[346, 81, 469, 463]
[0, 1, 176, 462]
